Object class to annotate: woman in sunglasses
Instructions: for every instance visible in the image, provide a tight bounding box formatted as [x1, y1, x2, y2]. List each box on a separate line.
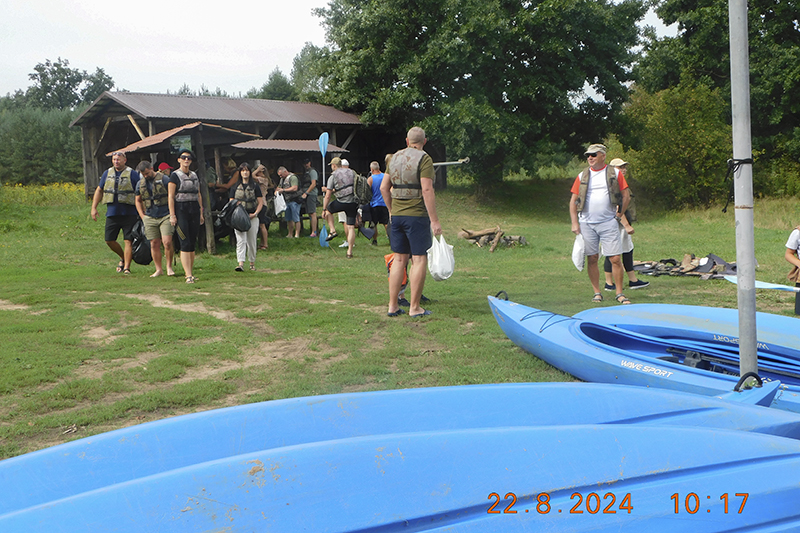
[168, 149, 204, 283]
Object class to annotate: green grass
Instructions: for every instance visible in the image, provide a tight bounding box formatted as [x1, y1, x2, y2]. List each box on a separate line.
[0, 180, 798, 458]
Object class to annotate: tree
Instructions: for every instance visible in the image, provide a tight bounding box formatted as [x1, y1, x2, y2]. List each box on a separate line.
[248, 68, 298, 100]
[622, 79, 732, 208]
[25, 58, 114, 110]
[306, 0, 646, 189]
[636, 0, 800, 162]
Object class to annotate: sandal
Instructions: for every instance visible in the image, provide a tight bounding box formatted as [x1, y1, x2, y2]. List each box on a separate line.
[325, 232, 338, 242]
[346, 252, 353, 259]
[249, 264, 256, 271]
[122, 268, 131, 275]
[615, 293, 631, 305]
[258, 245, 268, 250]
[116, 261, 124, 273]
[592, 293, 603, 303]
[185, 276, 195, 284]
[235, 265, 244, 272]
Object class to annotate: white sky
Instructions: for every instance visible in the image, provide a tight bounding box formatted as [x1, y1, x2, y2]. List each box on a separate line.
[0, 1, 676, 98]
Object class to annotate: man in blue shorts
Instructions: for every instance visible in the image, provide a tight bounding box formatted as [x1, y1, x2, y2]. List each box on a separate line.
[90, 151, 141, 275]
[276, 166, 302, 237]
[380, 126, 442, 317]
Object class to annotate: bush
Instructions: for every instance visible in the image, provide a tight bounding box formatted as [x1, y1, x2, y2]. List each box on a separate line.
[0, 107, 83, 186]
[622, 80, 732, 209]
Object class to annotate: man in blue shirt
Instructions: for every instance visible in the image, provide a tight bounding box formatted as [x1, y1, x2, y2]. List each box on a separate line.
[90, 151, 141, 275]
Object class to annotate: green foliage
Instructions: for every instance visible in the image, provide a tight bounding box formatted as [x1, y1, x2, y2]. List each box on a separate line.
[637, 0, 800, 167]
[621, 80, 732, 208]
[305, 0, 647, 188]
[0, 107, 83, 185]
[248, 68, 298, 101]
[25, 58, 113, 110]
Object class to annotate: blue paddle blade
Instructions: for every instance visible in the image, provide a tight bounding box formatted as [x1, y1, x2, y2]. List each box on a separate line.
[319, 225, 329, 247]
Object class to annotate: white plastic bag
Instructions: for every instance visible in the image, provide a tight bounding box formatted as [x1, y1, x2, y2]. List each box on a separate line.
[572, 234, 585, 271]
[273, 193, 287, 216]
[427, 233, 455, 281]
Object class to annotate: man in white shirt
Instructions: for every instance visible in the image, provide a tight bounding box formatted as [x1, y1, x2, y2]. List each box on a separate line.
[569, 144, 631, 304]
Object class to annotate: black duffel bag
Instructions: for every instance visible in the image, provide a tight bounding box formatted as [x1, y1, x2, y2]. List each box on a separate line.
[131, 219, 152, 265]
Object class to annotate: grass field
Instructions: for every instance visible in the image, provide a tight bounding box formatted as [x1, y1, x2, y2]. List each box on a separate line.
[0, 180, 798, 459]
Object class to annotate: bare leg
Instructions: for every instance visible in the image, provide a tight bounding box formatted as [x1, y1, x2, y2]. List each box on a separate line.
[345, 223, 355, 255]
[181, 251, 195, 279]
[609, 255, 625, 296]
[310, 213, 318, 236]
[150, 237, 164, 276]
[388, 253, 409, 314]
[163, 236, 175, 275]
[408, 254, 428, 316]
[587, 254, 601, 295]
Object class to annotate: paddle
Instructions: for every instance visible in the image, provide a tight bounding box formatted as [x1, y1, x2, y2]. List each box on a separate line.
[724, 275, 800, 292]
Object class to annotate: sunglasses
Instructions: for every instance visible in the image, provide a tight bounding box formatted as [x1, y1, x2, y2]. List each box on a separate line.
[585, 153, 598, 158]
[179, 155, 193, 161]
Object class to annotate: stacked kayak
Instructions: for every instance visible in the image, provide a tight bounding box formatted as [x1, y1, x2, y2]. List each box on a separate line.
[4, 382, 800, 531]
[488, 296, 800, 412]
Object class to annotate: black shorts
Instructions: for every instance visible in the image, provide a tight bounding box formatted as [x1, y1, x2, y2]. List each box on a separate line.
[328, 200, 359, 226]
[104, 214, 138, 242]
[362, 205, 389, 225]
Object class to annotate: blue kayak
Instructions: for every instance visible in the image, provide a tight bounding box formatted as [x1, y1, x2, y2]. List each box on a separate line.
[3, 424, 800, 532]
[488, 296, 800, 412]
[4, 381, 800, 529]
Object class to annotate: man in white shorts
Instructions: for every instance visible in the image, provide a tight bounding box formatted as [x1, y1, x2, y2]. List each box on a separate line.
[569, 144, 631, 304]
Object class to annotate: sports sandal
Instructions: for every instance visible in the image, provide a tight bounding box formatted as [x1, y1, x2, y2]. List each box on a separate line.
[122, 268, 131, 275]
[116, 261, 124, 273]
[615, 293, 631, 305]
[592, 293, 603, 303]
[325, 232, 338, 242]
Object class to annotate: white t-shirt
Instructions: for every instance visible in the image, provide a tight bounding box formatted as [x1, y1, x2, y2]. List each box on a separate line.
[786, 229, 800, 252]
[579, 167, 617, 224]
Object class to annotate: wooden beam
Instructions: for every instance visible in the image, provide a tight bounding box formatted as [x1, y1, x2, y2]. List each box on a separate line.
[92, 117, 113, 158]
[340, 128, 358, 150]
[267, 125, 282, 140]
[127, 115, 146, 140]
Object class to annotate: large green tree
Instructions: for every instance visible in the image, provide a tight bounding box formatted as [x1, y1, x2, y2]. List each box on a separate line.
[25, 58, 114, 110]
[248, 68, 298, 100]
[303, 0, 646, 188]
[636, 0, 800, 161]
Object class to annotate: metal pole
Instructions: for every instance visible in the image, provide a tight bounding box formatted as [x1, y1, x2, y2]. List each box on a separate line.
[729, 0, 758, 377]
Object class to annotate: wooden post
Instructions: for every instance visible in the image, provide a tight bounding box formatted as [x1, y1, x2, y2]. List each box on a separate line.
[192, 127, 216, 254]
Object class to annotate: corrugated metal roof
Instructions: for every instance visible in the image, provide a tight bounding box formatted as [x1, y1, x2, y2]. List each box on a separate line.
[72, 92, 362, 127]
[233, 140, 348, 153]
[106, 122, 261, 156]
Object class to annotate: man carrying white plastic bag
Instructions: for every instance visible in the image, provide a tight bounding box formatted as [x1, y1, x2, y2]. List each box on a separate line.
[428, 233, 454, 281]
[380, 126, 441, 318]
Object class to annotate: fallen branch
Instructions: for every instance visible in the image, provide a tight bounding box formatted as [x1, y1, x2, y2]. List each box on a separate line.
[459, 226, 527, 251]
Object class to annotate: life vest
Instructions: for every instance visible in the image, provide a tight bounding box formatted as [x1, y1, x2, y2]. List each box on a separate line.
[301, 167, 318, 191]
[280, 173, 302, 202]
[173, 169, 200, 202]
[102, 166, 135, 205]
[331, 168, 355, 199]
[139, 172, 169, 210]
[234, 181, 259, 213]
[388, 147, 425, 200]
[575, 166, 622, 213]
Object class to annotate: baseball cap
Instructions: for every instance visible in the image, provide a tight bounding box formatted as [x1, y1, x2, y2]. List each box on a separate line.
[584, 144, 607, 156]
[158, 162, 173, 171]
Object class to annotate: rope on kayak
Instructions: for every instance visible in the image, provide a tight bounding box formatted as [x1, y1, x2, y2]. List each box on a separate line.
[518, 309, 578, 332]
[734, 371, 763, 392]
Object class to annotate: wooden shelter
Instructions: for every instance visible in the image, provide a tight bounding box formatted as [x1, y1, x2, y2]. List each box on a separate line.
[70, 91, 368, 198]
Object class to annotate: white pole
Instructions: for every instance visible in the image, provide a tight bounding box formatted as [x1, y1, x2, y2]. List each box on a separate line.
[728, 0, 758, 377]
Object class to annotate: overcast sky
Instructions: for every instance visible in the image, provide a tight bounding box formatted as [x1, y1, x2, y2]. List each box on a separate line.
[0, 0, 675, 98]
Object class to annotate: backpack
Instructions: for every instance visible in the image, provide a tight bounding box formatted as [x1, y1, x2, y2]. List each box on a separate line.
[352, 173, 373, 205]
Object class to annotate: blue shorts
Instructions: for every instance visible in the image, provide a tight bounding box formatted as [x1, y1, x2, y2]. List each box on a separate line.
[390, 215, 432, 256]
[285, 201, 301, 222]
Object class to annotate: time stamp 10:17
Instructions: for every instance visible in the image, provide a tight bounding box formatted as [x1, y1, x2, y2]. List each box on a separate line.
[487, 492, 749, 515]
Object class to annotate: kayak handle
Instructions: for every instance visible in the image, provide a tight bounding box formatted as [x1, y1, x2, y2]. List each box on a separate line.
[734, 371, 763, 392]
[495, 291, 509, 300]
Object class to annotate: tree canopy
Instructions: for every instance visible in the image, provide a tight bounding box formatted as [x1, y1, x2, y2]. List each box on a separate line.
[302, 0, 646, 187]
[24, 58, 113, 110]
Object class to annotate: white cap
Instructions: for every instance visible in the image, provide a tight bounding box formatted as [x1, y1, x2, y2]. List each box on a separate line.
[340, 159, 350, 167]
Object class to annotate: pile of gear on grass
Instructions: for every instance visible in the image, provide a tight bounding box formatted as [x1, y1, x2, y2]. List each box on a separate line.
[633, 253, 743, 280]
[458, 226, 528, 252]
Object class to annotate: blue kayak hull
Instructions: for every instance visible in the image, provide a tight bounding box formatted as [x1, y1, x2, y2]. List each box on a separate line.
[4, 425, 800, 532]
[5, 381, 800, 517]
[488, 296, 800, 412]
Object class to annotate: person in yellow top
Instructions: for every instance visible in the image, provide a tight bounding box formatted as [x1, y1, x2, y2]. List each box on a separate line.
[380, 126, 441, 318]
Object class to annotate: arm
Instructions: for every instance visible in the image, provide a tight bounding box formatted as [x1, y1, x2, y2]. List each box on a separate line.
[197, 187, 204, 225]
[168, 182, 177, 226]
[380, 172, 392, 214]
[786, 248, 800, 269]
[90, 186, 103, 221]
[620, 213, 634, 235]
[569, 192, 580, 235]
[252, 197, 264, 219]
[420, 177, 441, 236]
[135, 195, 146, 220]
[303, 178, 317, 196]
[618, 188, 631, 219]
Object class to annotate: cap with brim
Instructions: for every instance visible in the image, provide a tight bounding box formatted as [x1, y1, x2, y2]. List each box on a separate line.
[158, 163, 173, 171]
[330, 157, 341, 167]
[609, 158, 628, 167]
[340, 159, 350, 167]
[584, 144, 607, 156]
